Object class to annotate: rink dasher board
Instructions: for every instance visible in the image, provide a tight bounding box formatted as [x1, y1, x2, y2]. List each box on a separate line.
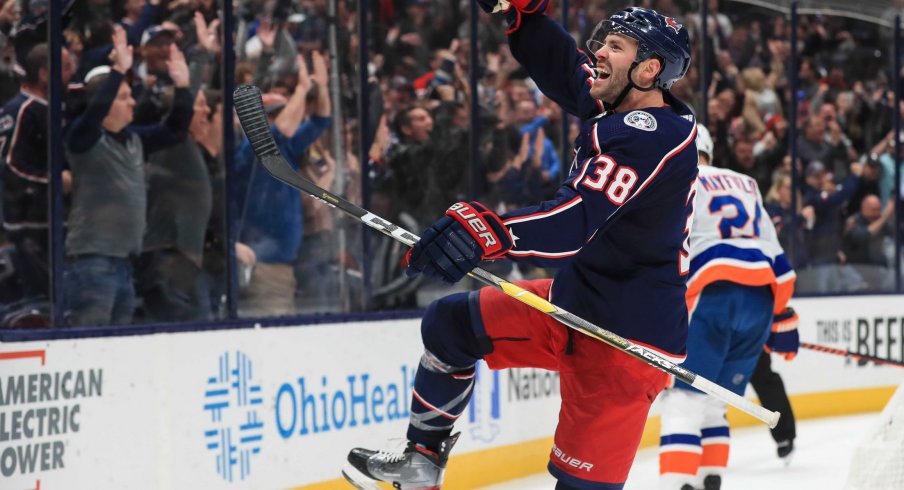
[0, 318, 561, 489]
[0, 295, 901, 489]
[776, 294, 904, 393]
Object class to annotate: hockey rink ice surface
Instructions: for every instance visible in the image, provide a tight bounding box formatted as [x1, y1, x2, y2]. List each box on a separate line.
[480, 413, 875, 490]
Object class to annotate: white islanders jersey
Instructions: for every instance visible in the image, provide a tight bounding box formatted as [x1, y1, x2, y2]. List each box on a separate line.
[686, 165, 795, 314]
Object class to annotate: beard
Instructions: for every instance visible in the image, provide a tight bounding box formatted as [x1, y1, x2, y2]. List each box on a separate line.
[589, 66, 631, 105]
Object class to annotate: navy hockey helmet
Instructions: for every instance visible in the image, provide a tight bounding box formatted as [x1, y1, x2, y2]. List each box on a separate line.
[586, 7, 691, 91]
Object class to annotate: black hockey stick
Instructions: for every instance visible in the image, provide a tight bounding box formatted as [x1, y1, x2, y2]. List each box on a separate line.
[232, 84, 780, 428]
[801, 342, 904, 368]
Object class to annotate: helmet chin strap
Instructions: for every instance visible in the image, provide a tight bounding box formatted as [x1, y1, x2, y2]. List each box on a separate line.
[604, 60, 659, 113]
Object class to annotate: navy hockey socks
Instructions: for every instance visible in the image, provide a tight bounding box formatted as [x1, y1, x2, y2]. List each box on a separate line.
[406, 349, 476, 451]
[406, 291, 490, 451]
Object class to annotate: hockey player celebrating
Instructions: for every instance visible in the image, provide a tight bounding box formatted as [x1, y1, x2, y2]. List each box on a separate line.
[343, 4, 698, 490]
[657, 125, 799, 490]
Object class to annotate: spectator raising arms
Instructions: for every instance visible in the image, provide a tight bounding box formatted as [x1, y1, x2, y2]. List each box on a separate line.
[137, 89, 215, 323]
[63, 26, 192, 326]
[842, 194, 896, 289]
[235, 50, 331, 318]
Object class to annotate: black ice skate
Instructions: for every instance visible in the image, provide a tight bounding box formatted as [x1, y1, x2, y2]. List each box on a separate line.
[678, 474, 721, 490]
[777, 438, 794, 465]
[703, 474, 721, 490]
[342, 433, 460, 490]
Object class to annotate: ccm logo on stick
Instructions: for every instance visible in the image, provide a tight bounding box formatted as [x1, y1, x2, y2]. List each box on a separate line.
[449, 203, 498, 249]
[552, 444, 594, 471]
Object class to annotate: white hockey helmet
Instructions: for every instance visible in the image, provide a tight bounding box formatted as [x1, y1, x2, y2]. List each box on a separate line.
[695, 123, 713, 164]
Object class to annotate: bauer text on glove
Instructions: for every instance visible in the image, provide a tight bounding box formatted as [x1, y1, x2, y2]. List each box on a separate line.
[406, 201, 513, 284]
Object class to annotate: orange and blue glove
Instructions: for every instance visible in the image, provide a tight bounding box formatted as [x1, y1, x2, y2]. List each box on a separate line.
[407, 201, 513, 284]
[765, 307, 800, 361]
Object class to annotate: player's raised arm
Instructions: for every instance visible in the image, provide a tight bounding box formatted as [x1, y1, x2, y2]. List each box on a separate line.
[509, 14, 601, 119]
[474, 0, 599, 118]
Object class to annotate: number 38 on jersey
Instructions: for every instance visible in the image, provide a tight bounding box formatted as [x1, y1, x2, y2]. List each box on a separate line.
[580, 155, 639, 205]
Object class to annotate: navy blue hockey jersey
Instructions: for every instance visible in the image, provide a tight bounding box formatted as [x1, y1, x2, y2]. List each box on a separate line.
[502, 14, 698, 360]
[0, 90, 51, 230]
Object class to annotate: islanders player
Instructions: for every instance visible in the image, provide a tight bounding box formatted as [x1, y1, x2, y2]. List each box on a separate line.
[344, 5, 698, 490]
[657, 125, 799, 490]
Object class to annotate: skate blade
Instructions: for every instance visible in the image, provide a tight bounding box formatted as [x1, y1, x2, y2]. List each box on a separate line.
[341, 463, 384, 490]
[781, 452, 794, 467]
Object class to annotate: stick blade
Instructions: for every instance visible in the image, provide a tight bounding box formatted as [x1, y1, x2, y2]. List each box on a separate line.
[233, 84, 280, 159]
[231, 84, 341, 212]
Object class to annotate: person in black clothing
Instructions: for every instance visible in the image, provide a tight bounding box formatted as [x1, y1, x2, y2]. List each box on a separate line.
[374, 104, 470, 227]
[139, 88, 258, 321]
[750, 351, 797, 463]
[63, 26, 192, 326]
[137, 89, 215, 322]
[842, 194, 896, 290]
[728, 138, 772, 193]
[843, 194, 895, 267]
[802, 160, 863, 293]
[193, 90, 256, 316]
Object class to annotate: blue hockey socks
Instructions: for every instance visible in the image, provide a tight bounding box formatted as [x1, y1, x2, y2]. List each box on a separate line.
[406, 349, 476, 451]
